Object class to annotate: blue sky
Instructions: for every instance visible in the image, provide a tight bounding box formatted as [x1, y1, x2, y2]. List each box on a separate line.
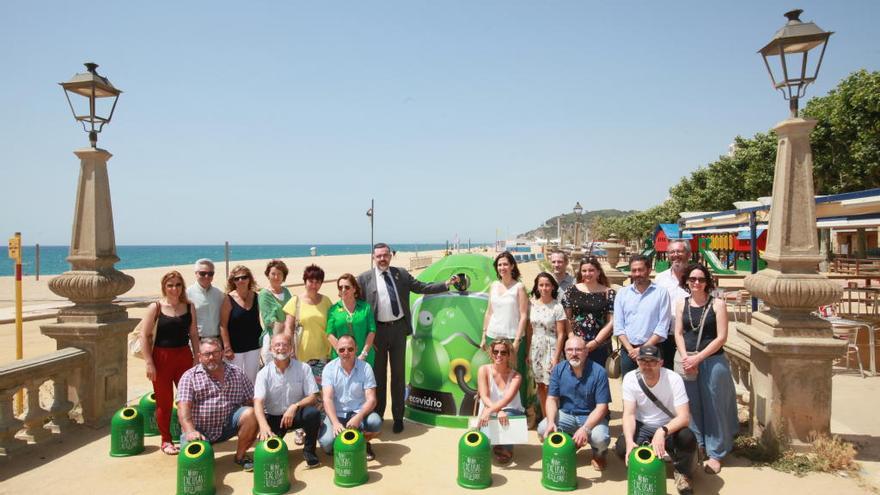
[2, 1, 878, 245]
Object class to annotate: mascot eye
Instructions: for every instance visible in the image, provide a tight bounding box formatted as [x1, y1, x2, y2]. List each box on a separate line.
[418, 310, 433, 326]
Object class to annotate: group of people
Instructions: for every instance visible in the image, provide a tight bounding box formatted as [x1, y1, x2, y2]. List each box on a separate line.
[137, 241, 737, 494]
[478, 245, 738, 494]
[138, 243, 456, 470]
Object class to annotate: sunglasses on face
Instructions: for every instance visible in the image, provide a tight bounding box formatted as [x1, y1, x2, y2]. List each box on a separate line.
[165, 283, 183, 288]
[197, 271, 215, 277]
[492, 349, 509, 356]
[338, 285, 352, 291]
[338, 347, 356, 353]
[233, 275, 250, 282]
[687, 277, 707, 283]
[201, 350, 222, 357]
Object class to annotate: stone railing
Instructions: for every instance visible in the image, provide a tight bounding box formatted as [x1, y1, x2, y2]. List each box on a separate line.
[725, 323, 753, 410]
[409, 256, 433, 271]
[0, 347, 88, 456]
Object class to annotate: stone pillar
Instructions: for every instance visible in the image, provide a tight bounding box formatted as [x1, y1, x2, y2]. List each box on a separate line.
[603, 235, 628, 287]
[740, 118, 845, 448]
[40, 148, 136, 426]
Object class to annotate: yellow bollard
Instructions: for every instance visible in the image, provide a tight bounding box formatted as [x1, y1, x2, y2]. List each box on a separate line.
[8, 232, 24, 414]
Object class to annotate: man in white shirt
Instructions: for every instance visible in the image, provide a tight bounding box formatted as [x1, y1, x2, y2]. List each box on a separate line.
[616, 345, 697, 495]
[186, 258, 224, 338]
[253, 333, 321, 468]
[653, 240, 691, 369]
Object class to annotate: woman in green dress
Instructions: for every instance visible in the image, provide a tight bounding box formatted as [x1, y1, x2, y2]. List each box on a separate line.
[326, 273, 376, 367]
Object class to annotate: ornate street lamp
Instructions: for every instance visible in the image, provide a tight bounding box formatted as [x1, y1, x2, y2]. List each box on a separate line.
[739, 11, 843, 448]
[59, 62, 122, 148]
[758, 9, 832, 118]
[41, 62, 135, 425]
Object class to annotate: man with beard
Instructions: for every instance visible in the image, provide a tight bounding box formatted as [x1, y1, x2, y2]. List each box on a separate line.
[177, 338, 258, 471]
[536, 337, 612, 471]
[253, 333, 321, 468]
[613, 255, 671, 377]
[654, 240, 691, 369]
[616, 345, 696, 495]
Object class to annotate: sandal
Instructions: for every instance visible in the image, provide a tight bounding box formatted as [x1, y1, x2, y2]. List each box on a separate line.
[161, 442, 179, 455]
[493, 446, 513, 465]
[703, 459, 722, 475]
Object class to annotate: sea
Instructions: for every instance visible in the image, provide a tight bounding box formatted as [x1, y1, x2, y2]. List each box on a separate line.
[2, 244, 457, 277]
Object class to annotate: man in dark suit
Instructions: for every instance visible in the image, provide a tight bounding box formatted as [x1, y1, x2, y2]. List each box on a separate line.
[358, 242, 456, 433]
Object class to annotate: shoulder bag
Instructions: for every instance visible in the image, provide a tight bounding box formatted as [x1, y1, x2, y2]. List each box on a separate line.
[636, 371, 675, 420]
[128, 302, 159, 360]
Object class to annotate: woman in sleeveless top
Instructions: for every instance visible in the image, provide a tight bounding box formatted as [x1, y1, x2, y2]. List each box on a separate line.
[673, 263, 738, 475]
[139, 270, 200, 454]
[477, 339, 524, 464]
[528, 272, 566, 416]
[482, 252, 529, 405]
[220, 265, 262, 384]
[562, 257, 615, 366]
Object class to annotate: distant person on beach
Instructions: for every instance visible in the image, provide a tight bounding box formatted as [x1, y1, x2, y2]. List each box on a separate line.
[481, 251, 529, 405]
[283, 264, 332, 381]
[655, 240, 691, 370]
[613, 255, 670, 377]
[220, 265, 262, 383]
[253, 333, 321, 468]
[537, 337, 611, 472]
[615, 345, 696, 495]
[528, 272, 566, 415]
[258, 259, 292, 366]
[477, 339, 524, 464]
[318, 335, 382, 461]
[139, 270, 201, 455]
[178, 337, 258, 471]
[673, 263, 738, 475]
[563, 257, 616, 367]
[326, 273, 376, 367]
[187, 259, 224, 338]
[358, 242, 456, 434]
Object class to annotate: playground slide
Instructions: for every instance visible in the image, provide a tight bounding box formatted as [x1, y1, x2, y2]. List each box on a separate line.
[699, 248, 737, 275]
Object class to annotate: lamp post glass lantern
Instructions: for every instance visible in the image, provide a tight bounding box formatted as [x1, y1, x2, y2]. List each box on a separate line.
[758, 9, 832, 118]
[59, 62, 122, 148]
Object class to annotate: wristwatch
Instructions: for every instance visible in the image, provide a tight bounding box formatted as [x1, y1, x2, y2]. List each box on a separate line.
[661, 426, 669, 435]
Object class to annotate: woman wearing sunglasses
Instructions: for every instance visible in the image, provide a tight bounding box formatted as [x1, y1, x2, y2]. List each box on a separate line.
[139, 270, 200, 455]
[326, 273, 377, 367]
[477, 339, 523, 464]
[673, 263, 738, 475]
[220, 265, 262, 383]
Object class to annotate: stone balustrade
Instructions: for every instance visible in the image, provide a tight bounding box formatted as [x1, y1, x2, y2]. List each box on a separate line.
[725, 323, 753, 414]
[0, 347, 88, 456]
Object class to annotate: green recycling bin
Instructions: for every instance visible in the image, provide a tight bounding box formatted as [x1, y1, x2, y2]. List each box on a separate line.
[110, 406, 144, 457]
[138, 392, 160, 437]
[170, 401, 182, 443]
[457, 430, 491, 489]
[627, 445, 665, 495]
[333, 429, 368, 488]
[541, 431, 577, 491]
[177, 440, 215, 495]
[253, 436, 291, 495]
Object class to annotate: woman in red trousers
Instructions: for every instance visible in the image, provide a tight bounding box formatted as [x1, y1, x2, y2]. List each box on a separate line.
[139, 271, 200, 454]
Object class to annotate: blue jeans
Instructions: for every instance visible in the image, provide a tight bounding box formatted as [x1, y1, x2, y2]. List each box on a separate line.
[685, 353, 739, 460]
[317, 411, 383, 454]
[180, 405, 249, 449]
[537, 410, 610, 456]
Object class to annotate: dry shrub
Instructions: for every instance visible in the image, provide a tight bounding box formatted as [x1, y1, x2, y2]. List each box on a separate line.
[811, 434, 858, 473]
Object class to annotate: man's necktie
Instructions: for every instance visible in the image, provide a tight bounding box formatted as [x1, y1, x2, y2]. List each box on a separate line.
[382, 270, 401, 318]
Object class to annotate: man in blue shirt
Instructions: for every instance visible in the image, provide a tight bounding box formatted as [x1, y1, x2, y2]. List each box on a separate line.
[613, 255, 671, 377]
[318, 335, 383, 460]
[537, 337, 612, 471]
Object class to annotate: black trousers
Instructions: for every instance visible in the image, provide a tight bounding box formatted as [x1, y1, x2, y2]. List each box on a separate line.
[373, 319, 409, 421]
[615, 421, 697, 476]
[266, 405, 321, 452]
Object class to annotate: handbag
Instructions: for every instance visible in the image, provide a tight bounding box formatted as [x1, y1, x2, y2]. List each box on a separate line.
[605, 337, 621, 379]
[128, 302, 159, 360]
[293, 295, 304, 350]
[673, 296, 711, 381]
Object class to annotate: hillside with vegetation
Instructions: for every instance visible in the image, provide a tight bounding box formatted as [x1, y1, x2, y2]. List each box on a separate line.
[520, 209, 636, 240]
